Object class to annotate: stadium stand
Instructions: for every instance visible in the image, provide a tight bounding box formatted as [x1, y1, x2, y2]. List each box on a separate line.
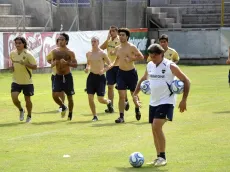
[148, 0, 230, 28]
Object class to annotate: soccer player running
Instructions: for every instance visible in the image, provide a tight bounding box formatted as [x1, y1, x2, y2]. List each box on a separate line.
[100, 26, 130, 113]
[112, 28, 144, 123]
[9, 37, 37, 123]
[85, 37, 114, 121]
[133, 44, 190, 166]
[148, 34, 179, 63]
[46, 39, 65, 112]
[49, 33, 77, 121]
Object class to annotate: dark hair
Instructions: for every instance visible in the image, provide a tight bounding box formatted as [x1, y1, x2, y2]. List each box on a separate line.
[110, 25, 118, 31]
[118, 28, 130, 40]
[147, 44, 165, 54]
[14, 36, 27, 49]
[159, 34, 169, 42]
[58, 32, 69, 45]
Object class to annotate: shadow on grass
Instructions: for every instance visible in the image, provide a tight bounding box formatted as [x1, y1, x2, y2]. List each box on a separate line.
[67, 120, 94, 124]
[213, 111, 230, 114]
[32, 120, 66, 125]
[0, 122, 25, 127]
[91, 121, 149, 127]
[116, 166, 168, 172]
[81, 112, 111, 116]
[33, 110, 59, 114]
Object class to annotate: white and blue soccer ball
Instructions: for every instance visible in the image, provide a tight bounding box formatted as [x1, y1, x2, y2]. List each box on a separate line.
[170, 80, 184, 94]
[129, 152, 144, 168]
[140, 80, 151, 95]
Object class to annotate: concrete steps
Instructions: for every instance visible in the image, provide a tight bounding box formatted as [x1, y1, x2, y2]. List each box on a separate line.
[0, 27, 52, 32]
[0, 15, 32, 27]
[0, 4, 11, 15]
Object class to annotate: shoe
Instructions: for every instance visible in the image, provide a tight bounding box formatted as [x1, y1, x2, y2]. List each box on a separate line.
[154, 157, 167, 167]
[58, 106, 62, 112]
[146, 158, 158, 165]
[26, 115, 31, 123]
[61, 105, 68, 118]
[106, 101, 114, 113]
[68, 113, 72, 121]
[92, 116, 98, 121]
[135, 111, 141, 121]
[115, 117, 124, 123]
[19, 109, 24, 121]
[125, 101, 130, 111]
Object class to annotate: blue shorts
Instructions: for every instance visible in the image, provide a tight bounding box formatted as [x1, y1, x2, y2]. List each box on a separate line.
[116, 68, 138, 92]
[11, 82, 34, 96]
[106, 66, 119, 85]
[53, 73, 75, 96]
[87, 72, 106, 96]
[149, 104, 174, 123]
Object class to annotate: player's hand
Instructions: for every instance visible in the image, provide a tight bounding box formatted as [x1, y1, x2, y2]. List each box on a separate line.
[107, 32, 111, 40]
[19, 60, 25, 65]
[9, 66, 14, 72]
[178, 99, 187, 113]
[133, 95, 141, 108]
[60, 59, 68, 65]
[110, 50, 115, 56]
[84, 68, 89, 73]
[226, 59, 230, 65]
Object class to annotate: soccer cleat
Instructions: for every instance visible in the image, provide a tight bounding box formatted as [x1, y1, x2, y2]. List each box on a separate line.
[92, 116, 98, 121]
[146, 158, 158, 165]
[107, 101, 114, 113]
[61, 105, 68, 118]
[125, 101, 130, 111]
[135, 111, 141, 121]
[19, 109, 24, 121]
[154, 157, 167, 167]
[115, 117, 124, 123]
[68, 113, 72, 121]
[26, 116, 31, 123]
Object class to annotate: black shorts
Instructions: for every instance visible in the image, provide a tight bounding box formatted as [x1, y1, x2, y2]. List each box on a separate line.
[87, 72, 106, 96]
[106, 66, 119, 85]
[149, 104, 174, 123]
[116, 68, 138, 92]
[11, 82, 34, 96]
[53, 73, 75, 96]
[51, 74, 55, 90]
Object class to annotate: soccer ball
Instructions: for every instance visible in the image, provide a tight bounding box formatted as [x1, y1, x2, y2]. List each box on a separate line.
[140, 80, 151, 95]
[129, 152, 144, 168]
[170, 80, 184, 94]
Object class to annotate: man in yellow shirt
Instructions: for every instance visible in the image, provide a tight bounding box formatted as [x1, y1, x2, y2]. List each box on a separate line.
[148, 34, 179, 63]
[46, 40, 65, 111]
[100, 26, 129, 113]
[10, 36, 37, 123]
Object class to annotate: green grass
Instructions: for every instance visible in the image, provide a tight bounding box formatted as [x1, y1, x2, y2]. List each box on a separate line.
[1, 64, 230, 172]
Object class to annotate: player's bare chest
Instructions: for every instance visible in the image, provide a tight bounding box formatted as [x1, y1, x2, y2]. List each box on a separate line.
[53, 51, 70, 61]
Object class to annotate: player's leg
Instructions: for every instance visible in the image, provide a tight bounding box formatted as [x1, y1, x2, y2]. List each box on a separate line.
[88, 94, 98, 121]
[23, 84, 34, 123]
[66, 95, 73, 120]
[125, 93, 129, 111]
[11, 83, 24, 121]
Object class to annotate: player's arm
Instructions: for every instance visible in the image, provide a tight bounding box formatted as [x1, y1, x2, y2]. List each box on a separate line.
[100, 32, 110, 50]
[170, 63, 190, 113]
[110, 47, 119, 67]
[172, 51, 179, 64]
[226, 46, 230, 64]
[68, 51, 77, 68]
[84, 52, 90, 73]
[21, 53, 37, 70]
[46, 50, 56, 68]
[102, 53, 112, 73]
[129, 46, 144, 61]
[132, 69, 148, 107]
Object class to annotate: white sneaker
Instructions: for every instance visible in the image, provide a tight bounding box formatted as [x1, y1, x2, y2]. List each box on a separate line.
[61, 105, 68, 118]
[154, 157, 167, 167]
[146, 158, 158, 165]
[19, 109, 24, 121]
[26, 116, 31, 123]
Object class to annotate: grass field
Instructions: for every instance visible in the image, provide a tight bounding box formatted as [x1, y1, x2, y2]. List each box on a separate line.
[1, 64, 230, 172]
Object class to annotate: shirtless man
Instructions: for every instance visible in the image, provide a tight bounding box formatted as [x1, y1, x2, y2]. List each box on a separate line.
[112, 28, 144, 123]
[50, 33, 77, 121]
[85, 37, 114, 121]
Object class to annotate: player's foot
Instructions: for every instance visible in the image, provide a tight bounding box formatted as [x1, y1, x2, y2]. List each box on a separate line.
[61, 105, 68, 118]
[135, 111, 141, 121]
[146, 158, 158, 165]
[92, 116, 98, 121]
[154, 157, 167, 167]
[68, 113, 72, 121]
[115, 117, 124, 123]
[58, 106, 62, 112]
[106, 101, 114, 113]
[84, 88, 87, 92]
[26, 115, 31, 123]
[19, 109, 24, 121]
[125, 101, 130, 111]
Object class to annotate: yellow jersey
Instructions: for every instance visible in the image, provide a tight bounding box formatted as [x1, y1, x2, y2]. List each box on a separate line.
[46, 51, 56, 75]
[107, 37, 120, 63]
[10, 49, 36, 85]
[147, 47, 179, 62]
